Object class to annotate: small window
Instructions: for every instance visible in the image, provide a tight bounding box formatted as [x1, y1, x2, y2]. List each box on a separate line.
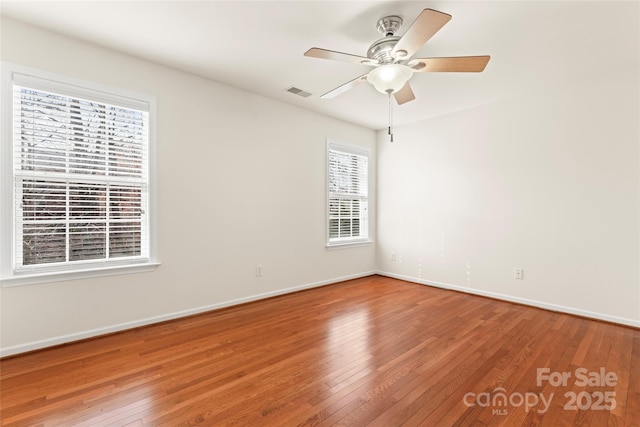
[1, 63, 157, 286]
[327, 140, 370, 246]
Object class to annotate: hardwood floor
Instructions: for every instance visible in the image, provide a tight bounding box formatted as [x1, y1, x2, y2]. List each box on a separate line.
[1, 275, 638, 426]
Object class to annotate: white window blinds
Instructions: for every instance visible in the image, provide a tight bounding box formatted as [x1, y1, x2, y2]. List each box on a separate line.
[12, 75, 150, 271]
[327, 142, 369, 245]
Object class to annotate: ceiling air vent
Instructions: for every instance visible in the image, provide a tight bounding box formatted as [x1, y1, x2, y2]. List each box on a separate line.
[285, 86, 312, 98]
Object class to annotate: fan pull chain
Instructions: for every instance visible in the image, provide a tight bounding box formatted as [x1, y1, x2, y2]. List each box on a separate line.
[388, 92, 394, 142]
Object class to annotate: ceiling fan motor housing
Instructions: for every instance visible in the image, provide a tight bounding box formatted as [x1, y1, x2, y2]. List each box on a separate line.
[368, 15, 404, 64]
[367, 36, 401, 64]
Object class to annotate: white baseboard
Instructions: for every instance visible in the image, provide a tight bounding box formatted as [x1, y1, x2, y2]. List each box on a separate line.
[0, 271, 376, 358]
[377, 271, 640, 328]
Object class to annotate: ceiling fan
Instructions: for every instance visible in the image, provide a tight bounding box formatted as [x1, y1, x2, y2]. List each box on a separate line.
[304, 8, 490, 105]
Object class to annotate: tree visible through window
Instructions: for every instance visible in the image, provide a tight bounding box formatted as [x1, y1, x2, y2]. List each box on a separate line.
[11, 76, 150, 271]
[327, 141, 369, 245]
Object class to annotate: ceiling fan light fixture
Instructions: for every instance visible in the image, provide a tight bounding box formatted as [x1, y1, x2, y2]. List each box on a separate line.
[367, 64, 413, 94]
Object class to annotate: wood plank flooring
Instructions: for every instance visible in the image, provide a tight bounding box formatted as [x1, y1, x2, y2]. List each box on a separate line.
[1, 275, 638, 426]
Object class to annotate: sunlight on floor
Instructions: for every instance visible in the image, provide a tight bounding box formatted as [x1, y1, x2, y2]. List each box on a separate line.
[325, 308, 373, 387]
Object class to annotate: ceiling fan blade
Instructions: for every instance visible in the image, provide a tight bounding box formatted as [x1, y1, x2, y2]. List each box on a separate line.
[305, 48, 378, 65]
[320, 73, 369, 99]
[409, 56, 491, 72]
[393, 82, 416, 105]
[391, 9, 452, 60]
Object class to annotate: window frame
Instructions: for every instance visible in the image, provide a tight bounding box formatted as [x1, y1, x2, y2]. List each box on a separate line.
[1, 62, 159, 287]
[326, 139, 372, 248]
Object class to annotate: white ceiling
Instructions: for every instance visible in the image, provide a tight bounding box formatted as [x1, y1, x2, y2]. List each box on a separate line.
[1, 1, 638, 130]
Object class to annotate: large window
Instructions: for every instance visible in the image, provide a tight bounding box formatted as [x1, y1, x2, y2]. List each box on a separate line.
[327, 140, 370, 246]
[1, 63, 157, 285]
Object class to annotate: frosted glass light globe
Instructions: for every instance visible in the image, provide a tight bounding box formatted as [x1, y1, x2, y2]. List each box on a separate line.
[367, 64, 413, 94]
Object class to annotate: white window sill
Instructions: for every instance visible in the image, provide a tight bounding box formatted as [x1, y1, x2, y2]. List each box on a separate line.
[1, 262, 161, 287]
[326, 240, 374, 250]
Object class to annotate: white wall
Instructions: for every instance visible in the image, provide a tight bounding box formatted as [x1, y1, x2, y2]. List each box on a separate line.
[377, 66, 640, 326]
[0, 18, 377, 356]
[2, 9, 638, 357]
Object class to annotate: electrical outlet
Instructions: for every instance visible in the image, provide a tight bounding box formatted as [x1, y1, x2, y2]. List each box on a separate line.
[391, 252, 397, 261]
[256, 265, 263, 277]
[514, 268, 523, 280]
